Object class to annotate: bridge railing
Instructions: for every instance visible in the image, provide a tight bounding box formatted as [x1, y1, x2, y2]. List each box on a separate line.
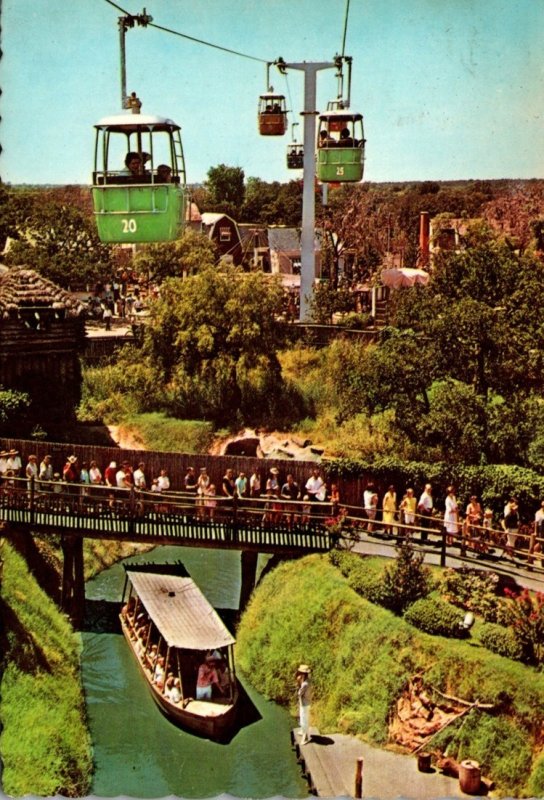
[2, 478, 543, 574]
[0, 476, 336, 543]
[331, 502, 544, 575]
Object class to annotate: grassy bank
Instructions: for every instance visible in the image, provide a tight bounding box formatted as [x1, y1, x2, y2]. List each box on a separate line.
[0, 540, 93, 796]
[236, 554, 544, 797]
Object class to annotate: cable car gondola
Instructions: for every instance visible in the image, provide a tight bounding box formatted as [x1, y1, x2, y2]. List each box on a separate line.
[316, 105, 365, 183]
[91, 108, 187, 243]
[258, 92, 288, 136]
[286, 122, 304, 169]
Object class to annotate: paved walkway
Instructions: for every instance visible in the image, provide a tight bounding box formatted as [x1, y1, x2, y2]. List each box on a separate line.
[351, 529, 544, 592]
[293, 728, 473, 799]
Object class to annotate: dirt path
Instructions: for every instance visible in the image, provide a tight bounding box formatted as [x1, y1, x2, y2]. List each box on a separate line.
[107, 425, 146, 451]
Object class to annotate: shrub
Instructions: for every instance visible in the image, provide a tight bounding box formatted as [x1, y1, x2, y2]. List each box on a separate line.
[339, 312, 372, 330]
[404, 597, 465, 638]
[329, 551, 389, 605]
[503, 588, 544, 665]
[381, 540, 433, 613]
[479, 622, 525, 661]
[440, 566, 504, 622]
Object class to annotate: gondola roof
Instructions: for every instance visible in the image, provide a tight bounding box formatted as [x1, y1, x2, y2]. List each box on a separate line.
[94, 114, 181, 132]
[126, 570, 235, 650]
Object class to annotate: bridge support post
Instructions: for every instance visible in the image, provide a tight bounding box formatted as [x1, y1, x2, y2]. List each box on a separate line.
[61, 535, 85, 629]
[239, 550, 258, 611]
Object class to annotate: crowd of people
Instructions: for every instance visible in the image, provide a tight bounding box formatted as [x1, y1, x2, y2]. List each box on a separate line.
[2, 446, 544, 565]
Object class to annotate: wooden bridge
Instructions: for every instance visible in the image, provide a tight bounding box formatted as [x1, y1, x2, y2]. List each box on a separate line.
[0, 477, 334, 627]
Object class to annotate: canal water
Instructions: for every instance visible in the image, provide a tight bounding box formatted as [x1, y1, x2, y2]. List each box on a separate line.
[81, 546, 307, 798]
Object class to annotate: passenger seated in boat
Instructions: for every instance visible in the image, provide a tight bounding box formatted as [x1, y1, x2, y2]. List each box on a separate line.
[196, 652, 222, 700]
[145, 643, 158, 667]
[135, 637, 145, 658]
[165, 675, 182, 703]
[122, 596, 136, 621]
[153, 656, 166, 690]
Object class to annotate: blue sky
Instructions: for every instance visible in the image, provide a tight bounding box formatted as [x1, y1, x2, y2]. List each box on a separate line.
[2, 0, 543, 186]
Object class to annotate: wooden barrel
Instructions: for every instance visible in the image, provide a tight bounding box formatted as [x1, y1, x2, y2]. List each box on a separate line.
[459, 759, 481, 794]
[417, 752, 432, 772]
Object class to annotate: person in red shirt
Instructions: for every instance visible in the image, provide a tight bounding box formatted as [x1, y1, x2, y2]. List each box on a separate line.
[196, 653, 221, 700]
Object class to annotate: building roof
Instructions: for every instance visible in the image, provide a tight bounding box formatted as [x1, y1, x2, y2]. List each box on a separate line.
[267, 227, 301, 252]
[267, 227, 321, 252]
[126, 570, 235, 651]
[0, 268, 85, 317]
[201, 212, 237, 228]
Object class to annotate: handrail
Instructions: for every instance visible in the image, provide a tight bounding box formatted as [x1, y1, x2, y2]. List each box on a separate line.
[2, 476, 543, 574]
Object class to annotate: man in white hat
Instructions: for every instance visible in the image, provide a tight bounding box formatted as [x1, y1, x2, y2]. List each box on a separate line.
[0, 451, 9, 482]
[296, 664, 311, 745]
[6, 449, 22, 477]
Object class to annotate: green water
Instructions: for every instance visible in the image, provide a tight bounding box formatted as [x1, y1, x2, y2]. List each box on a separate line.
[82, 546, 307, 798]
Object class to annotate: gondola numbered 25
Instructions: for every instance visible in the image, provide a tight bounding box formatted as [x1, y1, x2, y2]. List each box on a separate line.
[316, 109, 365, 183]
[91, 111, 187, 243]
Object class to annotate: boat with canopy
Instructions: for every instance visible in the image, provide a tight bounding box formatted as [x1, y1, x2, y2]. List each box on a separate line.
[120, 565, 238, 739]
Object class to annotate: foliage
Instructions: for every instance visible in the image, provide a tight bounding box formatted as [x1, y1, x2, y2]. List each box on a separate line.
[3, 189, 112, 288]
[0, 386, 31, 432]
[381, 541, 433, 613]
[503, 588, 544, 665]
[434, 712, 533, 796]
[391, 237, 544, 401]
[308, 282, 354, 324]
[329, 551, 390, 606]
[403, 597, 465, 637]
[479, 622, 525, 661]
[204, 164, 245, 218]
[0, 542, 92, 796]
[79, 347, 163, 422]
[237, 553, 544, 796]
[330, 546, 432, 614]
[144, 265, 291, 425]
[132, 230, 217, 282]
[116, 413, 215, 454]
[240, 177, 302, 226]
[338, 312, 372, 330]
[440, 567, 505, 623]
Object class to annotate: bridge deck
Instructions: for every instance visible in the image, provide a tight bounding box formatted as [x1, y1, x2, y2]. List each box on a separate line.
[0, 481, 333, 554]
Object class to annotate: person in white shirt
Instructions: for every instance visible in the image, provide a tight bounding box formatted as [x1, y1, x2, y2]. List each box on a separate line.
[6, 449, 22, 476]
[156, 469, 170, 492]
[417, 483, 434, 542]
[305, 469, 325, 502]
[133, 462, 146, 490]
[0, 451, 9, 482]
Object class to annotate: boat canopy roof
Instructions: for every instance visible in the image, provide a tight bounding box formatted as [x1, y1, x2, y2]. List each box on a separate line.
[126, 570, 235, 650]
[95, 114, 181, 133]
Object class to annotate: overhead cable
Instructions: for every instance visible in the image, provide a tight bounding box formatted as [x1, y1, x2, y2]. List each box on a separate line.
[103, 0, 270, 64]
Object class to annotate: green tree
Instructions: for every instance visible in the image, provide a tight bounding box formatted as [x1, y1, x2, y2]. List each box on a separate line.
[3, 195, 112, 289]
[0, 387, 31, 435]
[132, 230, 217, 282]
[391, 231, 544, 399]
[145, 265, 288, 424]
[205, 164, 245, 218]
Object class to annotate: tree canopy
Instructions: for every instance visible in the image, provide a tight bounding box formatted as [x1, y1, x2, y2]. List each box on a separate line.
[144, 265, 291, 424]
[2, 189, 112, 288]
[132, 229, 218, 283]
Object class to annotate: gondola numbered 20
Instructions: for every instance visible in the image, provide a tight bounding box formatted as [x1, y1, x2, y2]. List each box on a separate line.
[91, 107, 188, 243]
[316, 107, 365, 183]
